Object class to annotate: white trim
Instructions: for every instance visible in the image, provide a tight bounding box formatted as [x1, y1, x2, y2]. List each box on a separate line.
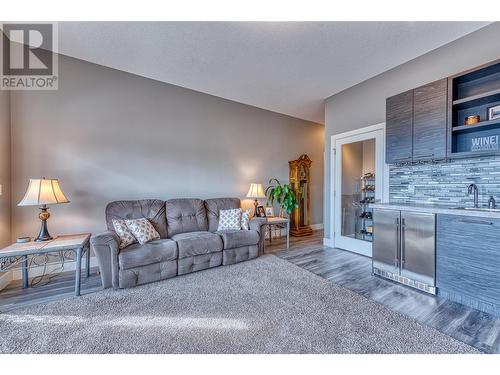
[331, 123, 385, 141]
[310, 223, 323, 231]
[323, 238, 334, 248]
[330, 122, 389, 255]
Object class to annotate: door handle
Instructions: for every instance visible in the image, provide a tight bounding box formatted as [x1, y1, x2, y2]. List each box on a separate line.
[459, 219, 493, 225]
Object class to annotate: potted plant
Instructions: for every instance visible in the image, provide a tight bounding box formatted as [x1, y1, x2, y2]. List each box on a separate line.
[265, 178, 299, 217]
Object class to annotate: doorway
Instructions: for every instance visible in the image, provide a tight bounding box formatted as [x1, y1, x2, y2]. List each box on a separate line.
[331, 123, 388, 257]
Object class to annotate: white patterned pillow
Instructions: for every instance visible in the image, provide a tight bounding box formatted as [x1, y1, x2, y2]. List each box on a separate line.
[241, 209, 251, 230]
[218, 209, 242, 231]
[125, 218, 160, 245]
[112, 219, 137, 249]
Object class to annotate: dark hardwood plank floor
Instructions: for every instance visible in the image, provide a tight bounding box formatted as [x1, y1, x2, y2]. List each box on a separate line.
[0, 267, 101, 313]
[268, 230, 500, 354]
[1, 230, 499, 353]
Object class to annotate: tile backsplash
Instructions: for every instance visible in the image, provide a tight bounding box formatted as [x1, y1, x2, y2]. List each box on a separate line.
[389, 155, 500, 207]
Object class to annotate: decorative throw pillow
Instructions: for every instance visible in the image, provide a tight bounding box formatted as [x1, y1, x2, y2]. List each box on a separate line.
[217, 209, 242, 231]
[241, 209, 251, 230]
[112, 218, 137, 249]
[125, 218, 160, 245]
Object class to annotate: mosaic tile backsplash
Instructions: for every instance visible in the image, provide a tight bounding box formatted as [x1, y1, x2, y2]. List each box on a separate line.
[389, 155, 500, 207]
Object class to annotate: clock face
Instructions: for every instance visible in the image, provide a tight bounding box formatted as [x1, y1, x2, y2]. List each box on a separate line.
[299, 166, 306, 180]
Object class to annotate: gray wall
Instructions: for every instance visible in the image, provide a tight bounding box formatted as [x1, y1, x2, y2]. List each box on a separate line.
[10, 54, 324, 239]
[324, 22, 500, 239]
[0, 91, 10, 247]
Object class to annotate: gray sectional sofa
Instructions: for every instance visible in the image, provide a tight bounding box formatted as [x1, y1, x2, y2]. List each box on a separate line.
[91, 197, 267, 289]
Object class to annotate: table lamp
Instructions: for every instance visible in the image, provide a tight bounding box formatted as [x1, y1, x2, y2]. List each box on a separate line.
[18, 178, 69, 242]
[246, 183, 266, 217]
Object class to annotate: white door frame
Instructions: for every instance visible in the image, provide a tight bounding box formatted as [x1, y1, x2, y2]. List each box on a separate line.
[329, 122, 389, 256]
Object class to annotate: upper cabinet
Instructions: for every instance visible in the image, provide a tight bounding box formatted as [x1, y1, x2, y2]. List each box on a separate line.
[386, 79, 447, 164]
[386, 90, 413, 163]
[385, 58, 500, 164]
[413, 79, 448, 160]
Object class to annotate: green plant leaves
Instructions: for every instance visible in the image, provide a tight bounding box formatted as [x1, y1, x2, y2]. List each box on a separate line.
[265, 178, 298, 215]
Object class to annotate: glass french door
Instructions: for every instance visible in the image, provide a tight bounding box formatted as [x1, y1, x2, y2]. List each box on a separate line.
[333, 128, 384, 257]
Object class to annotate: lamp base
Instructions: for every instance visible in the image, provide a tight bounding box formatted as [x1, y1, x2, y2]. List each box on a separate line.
[253, 199, 259, 217]
[35, 205, 53, 242]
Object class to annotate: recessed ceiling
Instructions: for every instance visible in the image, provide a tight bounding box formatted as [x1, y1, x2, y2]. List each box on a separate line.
[58, 22, 489, 123]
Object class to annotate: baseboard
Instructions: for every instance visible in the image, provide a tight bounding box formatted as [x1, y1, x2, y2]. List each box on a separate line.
[323, 238, 334, 248]
[265, 223, 323, 240]
[10, 256, 99, 281]
[0, 272, 12, 292]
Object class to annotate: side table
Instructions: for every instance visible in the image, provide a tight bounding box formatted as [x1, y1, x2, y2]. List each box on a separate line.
[262, 217, 290, 253]
[0, 233, 91, 296]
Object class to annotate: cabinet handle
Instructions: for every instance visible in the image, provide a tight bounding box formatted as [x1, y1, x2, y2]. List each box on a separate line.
[459, 219, 493, 225]
[415, 153, 434, 158]
[394, 156, 412, 161]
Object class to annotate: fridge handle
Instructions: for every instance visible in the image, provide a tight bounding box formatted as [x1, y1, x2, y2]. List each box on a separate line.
[395, 217, 400, 268]
[401, 218, 406, 267]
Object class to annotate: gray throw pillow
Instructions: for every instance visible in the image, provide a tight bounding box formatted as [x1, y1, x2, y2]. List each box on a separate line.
[125, 218, 160, 245]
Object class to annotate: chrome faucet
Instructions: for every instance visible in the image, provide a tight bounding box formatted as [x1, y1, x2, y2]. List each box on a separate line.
[468, 184, 479, 208]
[488, 196, 496, 209]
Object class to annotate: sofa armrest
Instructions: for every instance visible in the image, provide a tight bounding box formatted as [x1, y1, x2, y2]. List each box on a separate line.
[249, 217, 267, 255]
[91, 231, 120, 289]
[249, 217, 267, 233]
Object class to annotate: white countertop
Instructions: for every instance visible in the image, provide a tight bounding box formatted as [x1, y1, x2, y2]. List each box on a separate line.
[371, 202, 500, 219]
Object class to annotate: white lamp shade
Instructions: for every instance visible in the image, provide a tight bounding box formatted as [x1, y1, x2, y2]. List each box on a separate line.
[18, 178, 70, 206]
[246, 183, 266, 199]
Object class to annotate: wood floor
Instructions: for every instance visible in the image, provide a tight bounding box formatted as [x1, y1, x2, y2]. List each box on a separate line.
[1, 230, 499, 353]
[268, 231, 500, 354]
[0, 268, 101, 313]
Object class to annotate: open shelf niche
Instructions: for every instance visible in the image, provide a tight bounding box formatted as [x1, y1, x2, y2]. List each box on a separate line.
[449, 59, 500, 158]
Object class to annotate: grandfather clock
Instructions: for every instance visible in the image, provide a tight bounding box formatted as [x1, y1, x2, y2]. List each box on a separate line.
[289, 154, 313, 237]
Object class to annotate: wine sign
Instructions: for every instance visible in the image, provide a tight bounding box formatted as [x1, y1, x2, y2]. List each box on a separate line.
[470, 135, 499, 152]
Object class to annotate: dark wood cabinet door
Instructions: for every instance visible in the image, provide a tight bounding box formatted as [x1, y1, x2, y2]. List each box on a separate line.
[386, 90, 413, 163]
[413, 79, 447, 160]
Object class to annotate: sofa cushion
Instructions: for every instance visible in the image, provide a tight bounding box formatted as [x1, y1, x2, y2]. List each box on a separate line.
[217, 229, 260, 250]
[171, 231, 223, 259]
[118, 239, 177, 270]
[166, 199, 208, 236]
[106, 200, 167, 239]
[205, 198, 240, 232]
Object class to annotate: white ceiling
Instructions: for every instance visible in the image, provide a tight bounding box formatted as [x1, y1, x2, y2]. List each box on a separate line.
[58, 22, 489, 123]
